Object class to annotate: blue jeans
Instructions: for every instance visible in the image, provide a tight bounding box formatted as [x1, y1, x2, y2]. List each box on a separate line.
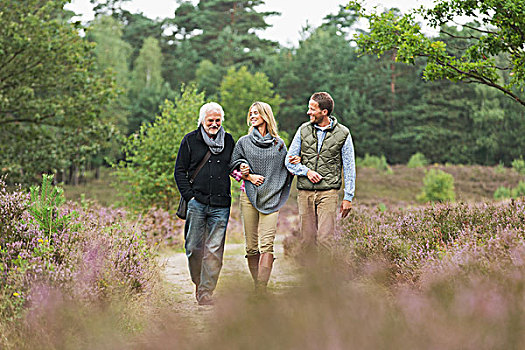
[184, 198, 230, 301]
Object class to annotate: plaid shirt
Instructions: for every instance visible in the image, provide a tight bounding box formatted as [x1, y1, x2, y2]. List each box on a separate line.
[231, 169, 246, 192]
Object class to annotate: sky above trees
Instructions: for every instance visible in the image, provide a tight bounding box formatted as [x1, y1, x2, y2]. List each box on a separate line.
[66, 0, 435, 46]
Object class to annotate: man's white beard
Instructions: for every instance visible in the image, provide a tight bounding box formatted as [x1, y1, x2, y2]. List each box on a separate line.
[204, 125, 219, 137]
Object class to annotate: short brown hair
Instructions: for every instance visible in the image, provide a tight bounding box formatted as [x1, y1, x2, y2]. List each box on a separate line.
[310, 92, 334, 116]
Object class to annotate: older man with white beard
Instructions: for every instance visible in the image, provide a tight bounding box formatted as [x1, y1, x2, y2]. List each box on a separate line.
[174, 102, 235, 306]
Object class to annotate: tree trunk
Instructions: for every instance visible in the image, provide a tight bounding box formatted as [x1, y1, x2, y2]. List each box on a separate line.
[80, 166, 85, 184]
[69, 164, 79, 186]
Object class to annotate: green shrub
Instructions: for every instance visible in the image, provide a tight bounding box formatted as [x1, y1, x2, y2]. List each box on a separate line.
[511, 157, 525, 175]
[511, 181, 525, 198]
[417, 169, 455, 203]
[219, 66, 284, 141]
[114, 85, 204, 212]
[356, 154, 393, 174]
[497, 182, 525, 200]
[29, 174, 76, 237]
[494, 186, 512, 200]
[407, 152, 428, 168]
[495, 161, 506, 174]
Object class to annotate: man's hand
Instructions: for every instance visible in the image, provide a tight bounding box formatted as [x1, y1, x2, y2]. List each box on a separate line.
[306, 170, 323, 183]
[340, 200, 352, 219]
[248, 174, 265, 186]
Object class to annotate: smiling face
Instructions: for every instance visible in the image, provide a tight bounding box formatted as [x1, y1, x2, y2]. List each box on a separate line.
[249, 106, 266, 129]
[307, 99, 328, 125]
[202, 110, 222, 137]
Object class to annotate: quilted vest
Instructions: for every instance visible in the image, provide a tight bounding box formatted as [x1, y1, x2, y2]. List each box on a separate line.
[297, 116, 349, 191]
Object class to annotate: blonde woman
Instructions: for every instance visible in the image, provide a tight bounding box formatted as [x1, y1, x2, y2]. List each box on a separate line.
[230, 102, 297, 291]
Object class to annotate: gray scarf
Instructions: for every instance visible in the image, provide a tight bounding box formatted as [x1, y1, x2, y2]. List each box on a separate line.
[250, 128, 275, 148]
[201, 125, 225, 154]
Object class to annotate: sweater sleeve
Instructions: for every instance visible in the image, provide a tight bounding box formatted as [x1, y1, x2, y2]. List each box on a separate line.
[229, 137, 250, 173]
[285, 128, 309, 176]
[341, 133, 356, 202]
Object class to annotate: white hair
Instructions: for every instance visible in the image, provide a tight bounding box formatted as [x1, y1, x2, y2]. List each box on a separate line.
[198, 102, 224, 126]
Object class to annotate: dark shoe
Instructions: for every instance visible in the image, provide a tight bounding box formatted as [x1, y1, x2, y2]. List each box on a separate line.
[197, 294, 214, 306]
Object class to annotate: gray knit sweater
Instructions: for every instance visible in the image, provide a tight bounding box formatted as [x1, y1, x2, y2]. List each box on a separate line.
[230, 129, 292, 214]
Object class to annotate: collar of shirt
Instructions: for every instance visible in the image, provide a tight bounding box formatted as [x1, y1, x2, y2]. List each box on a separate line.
[313, 119, 333, 131]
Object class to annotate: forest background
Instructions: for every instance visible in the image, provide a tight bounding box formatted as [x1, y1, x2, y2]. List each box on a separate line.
[3, 0, 525, 190]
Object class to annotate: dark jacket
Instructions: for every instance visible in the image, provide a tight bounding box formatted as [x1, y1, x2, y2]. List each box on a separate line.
[174, 126, 235, 207]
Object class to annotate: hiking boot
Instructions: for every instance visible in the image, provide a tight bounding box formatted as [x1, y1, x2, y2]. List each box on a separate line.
[257, 253, 274, 292]
[198, 294, 214, 306]
[246, 254, 260, 286]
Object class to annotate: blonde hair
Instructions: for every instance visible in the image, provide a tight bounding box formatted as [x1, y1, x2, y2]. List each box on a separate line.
[247, 101, 279, 138]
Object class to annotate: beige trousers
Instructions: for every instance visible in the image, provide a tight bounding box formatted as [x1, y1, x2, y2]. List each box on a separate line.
[240, 191, 279, 255]
[297, 189, 339, 251]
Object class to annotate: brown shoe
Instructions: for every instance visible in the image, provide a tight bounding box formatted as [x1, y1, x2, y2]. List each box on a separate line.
[257, 253, 274, 291]
[198, 294, 214, 306]
[246, 254, 260, 286]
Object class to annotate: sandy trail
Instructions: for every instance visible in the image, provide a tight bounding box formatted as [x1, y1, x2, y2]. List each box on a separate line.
[160, 234, 301, 330]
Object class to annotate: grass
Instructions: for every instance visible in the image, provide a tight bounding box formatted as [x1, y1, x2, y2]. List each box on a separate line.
[62, 167, 123, 207]
[355, 164, 524, 208]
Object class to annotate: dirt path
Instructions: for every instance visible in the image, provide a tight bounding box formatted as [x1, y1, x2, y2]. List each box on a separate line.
[160, 234, 301, 330]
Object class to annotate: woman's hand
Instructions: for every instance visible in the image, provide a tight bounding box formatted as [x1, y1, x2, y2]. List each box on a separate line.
[240, 163, 250, 177]
[288, 155, 301, 165]
[248, 174, 265, 186]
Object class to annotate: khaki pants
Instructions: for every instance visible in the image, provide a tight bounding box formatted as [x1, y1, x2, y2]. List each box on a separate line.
[240, 191, 279, 255]
[297, 189, 338, 252]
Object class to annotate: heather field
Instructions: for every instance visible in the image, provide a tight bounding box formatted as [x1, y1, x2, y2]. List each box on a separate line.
[2, 165, 525, 349]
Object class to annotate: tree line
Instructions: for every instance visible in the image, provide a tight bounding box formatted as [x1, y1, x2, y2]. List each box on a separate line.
[1, 0, 524, 186]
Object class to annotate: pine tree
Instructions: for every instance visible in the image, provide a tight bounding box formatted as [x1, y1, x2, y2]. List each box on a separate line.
[165, 0, 279, 90]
